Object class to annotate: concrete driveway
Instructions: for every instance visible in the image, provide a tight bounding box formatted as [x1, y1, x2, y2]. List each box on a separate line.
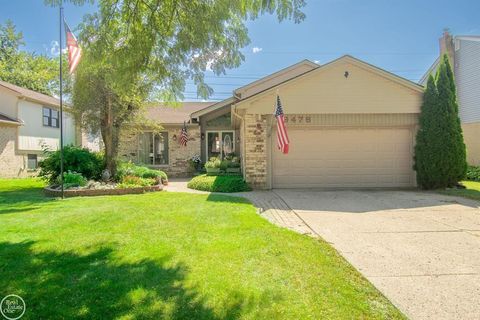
[273, 190, 480, 320]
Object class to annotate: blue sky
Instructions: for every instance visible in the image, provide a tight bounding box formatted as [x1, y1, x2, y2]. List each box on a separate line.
[1, 0, 479, 101]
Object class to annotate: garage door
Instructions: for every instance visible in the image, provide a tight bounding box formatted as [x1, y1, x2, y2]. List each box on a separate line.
[272, 127, 415, 188]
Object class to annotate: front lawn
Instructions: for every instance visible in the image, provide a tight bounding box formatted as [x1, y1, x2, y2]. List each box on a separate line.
[0, 179, 404, 319]
[439, 180, 480, 201]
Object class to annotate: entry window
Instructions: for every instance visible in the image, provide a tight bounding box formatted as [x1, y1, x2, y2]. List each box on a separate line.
[207, 131, 234, 160]
[27, 154, 38, 170]
[43, 107, 59, 128]
[138, 132, 168, 165]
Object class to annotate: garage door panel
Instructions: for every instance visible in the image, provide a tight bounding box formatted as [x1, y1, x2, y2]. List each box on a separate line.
[272, 127, 414, 188]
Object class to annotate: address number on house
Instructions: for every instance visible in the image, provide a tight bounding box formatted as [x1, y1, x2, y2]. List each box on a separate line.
[284, 115, 312, 125]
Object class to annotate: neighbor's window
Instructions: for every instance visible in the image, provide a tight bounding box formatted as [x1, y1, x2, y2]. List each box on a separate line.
[27, 154, 38, 170]
[138, 132, 169, 165]
[43, 107, 59, 128]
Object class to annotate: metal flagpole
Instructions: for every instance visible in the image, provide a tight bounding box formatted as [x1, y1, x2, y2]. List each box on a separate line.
[59, 4, 64, 199]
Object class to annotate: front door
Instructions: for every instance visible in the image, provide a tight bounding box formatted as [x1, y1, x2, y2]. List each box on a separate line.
[206, 131, 234, 160]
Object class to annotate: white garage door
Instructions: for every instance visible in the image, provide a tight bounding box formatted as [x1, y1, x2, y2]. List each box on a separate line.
[272, 127, 415, 188]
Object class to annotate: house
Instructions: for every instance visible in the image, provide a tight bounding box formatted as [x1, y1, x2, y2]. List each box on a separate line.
[0, 80, 96, 178]
[420, 31, 480, 165]
[120, 55, 424, 189]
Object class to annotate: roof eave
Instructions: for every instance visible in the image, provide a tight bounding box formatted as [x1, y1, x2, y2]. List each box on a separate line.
[190, 97, 236, 119]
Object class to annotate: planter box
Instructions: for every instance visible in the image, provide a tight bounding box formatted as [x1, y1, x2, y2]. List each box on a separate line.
[226, 167, 241, 174]
[206, 167, 221, 176]
[44, 184, 163, 198]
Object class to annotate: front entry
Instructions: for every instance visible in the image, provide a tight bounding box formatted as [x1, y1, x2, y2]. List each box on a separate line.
[206, 131, 234, 160]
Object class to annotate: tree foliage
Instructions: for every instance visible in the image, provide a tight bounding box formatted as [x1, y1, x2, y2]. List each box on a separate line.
[47, 0, 306, 99]
[0, 20, 61, 96]
[414, 54, 467, 189]
[50, 0, 306, 175]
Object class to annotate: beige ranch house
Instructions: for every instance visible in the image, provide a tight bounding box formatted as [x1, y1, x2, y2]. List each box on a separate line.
[120, 55, 424, 189]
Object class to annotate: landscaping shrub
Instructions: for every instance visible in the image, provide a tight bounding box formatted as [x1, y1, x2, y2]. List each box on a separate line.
[466, 165, 480, 182]
[187, 174, 251, 193]
[57, 171, 87, 188]
[414, 55, 467, 189]
[204, 157, 221, 169]
[116, 161, 167, 182]
[39, 145, 104, 183]
[118, 175, 156, 188]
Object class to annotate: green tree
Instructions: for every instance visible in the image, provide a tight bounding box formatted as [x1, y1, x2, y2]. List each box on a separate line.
[414, 54, 467, 189]
[49, 0, 306, 175]
[0, 20, 61, 96]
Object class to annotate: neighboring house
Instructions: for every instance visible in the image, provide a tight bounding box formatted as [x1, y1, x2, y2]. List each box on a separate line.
[0, 80, 90, 177]
[120, 55, 423, 189]
[420, 31, 480, 165]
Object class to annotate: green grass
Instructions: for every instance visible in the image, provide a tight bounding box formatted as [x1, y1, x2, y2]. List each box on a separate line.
[188, 174, 251, 193]
[0, 179, 404, 319]
[439, 180, 480, 201]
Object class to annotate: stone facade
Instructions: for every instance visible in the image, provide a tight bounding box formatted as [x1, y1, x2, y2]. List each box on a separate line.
[0, 125, 26, 178]
[119, 125, 201, 178]
[243, 114, 268, 189]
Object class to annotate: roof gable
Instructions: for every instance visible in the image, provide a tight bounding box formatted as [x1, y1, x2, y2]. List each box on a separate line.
[233, 59, 318, 100]
[236, 55, 423, 115]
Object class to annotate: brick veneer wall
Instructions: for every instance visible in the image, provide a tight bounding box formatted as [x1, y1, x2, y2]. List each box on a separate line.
[243, 114, 268, 189]
[0, 125, 25, 178]
[119, 125, 201, 178]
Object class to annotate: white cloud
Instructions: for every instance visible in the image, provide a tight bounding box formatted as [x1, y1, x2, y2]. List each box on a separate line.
[49, 40, 67, 56]
[50, 40, 60, 56]
[252, 47, 263, 54]
[314, 60, 320, 64]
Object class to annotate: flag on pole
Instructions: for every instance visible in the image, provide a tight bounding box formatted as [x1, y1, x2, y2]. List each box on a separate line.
[180, 121, 188, 146]
[64, 20, 82, 74]
[274, 95, 289, 154]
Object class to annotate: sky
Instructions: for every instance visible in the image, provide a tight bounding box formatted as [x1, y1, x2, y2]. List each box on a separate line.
[1, 0, 479, 101]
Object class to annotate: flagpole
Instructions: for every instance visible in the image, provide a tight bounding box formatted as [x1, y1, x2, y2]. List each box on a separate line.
[59, 4, 64, 199]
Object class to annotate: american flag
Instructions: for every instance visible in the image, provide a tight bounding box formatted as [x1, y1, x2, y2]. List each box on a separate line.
[275, 95, 289, 154]
[180, 122, 188, 146]
[64, 20, 82, 74]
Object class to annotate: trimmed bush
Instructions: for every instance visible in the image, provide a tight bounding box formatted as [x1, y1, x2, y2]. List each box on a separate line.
[414, 55, 467, 189]
[466, 166, 480, 182]
[187, 174, 251, 193]
[39, 145, 104, 184]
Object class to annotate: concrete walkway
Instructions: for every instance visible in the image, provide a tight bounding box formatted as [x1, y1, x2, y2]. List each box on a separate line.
[166, 180, 480, 319]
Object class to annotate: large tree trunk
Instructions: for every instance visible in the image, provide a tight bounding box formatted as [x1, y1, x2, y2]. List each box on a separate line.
[100, 95, 119, 177]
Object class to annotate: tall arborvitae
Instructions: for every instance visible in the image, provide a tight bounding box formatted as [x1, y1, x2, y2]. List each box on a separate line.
[435, 54, 467, 186]
[414, 75, 440, 188]
[414, 54, 467, 189]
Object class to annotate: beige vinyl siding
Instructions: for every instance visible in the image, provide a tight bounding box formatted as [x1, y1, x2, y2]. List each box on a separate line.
[17, 100, 76, 151]
[462, 122, 480, 165]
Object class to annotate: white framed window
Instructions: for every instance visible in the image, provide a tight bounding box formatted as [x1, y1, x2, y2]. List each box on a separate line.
[138, 132, 169, 165]
[206, 131, 235, 160]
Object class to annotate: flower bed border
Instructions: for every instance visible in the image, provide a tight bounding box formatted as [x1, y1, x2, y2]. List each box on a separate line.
[44, 184, 163, 198]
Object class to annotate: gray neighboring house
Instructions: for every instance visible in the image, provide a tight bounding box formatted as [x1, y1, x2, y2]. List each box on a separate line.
[421, 31, 480, 165]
